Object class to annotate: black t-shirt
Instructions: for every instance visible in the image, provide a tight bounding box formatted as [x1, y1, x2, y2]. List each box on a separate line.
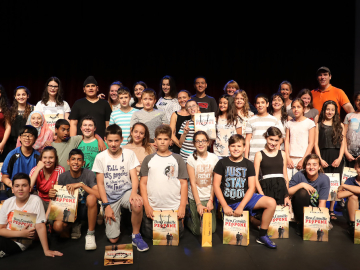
[213, 157, 255, 205]
[69, 98, 111, 138]
[191, 94, 217, 113]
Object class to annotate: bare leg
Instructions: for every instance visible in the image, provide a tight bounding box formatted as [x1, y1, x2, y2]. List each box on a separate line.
[253, 196, 276, 229]
[86, 194, 98, 231]
[131, 204, 143, 235]
[348, 195, 359, 222]
[53, 220, 71, 238]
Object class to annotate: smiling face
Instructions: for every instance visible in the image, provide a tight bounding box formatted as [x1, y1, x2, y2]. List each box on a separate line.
[83, 83, 99, 98]
[301, 93, 311, 108]
[194, 78, 207, 94]
[105, 134, 123, 155]
[194, 134, 209, 154]
[15, 89, 29, 105]
[131, 124, 145, 145]
[317, 72, 331, 89]
[235, 93, 245, 109]
[41, 150, 56, 170]
[355, 95, 360, 111]
[12, 179, 31, 201]
[109, 85, 120, 102]
[272, 95, 284, 112]
[47, 80, 59, 97]
[134, 84, 145, 99]
[80, 120, 96, 138]
[142, 93, 156, 111]
[177, 91, 190, 109]
[291, 101, 304, 118]
[266, 135, 281, 151]
[19, 132, 36, 147]
[162, 79, 170, 96]
[280, 84, 292, 100]
[324, 103, 336, 120]
[226, 86, 237, 96]
[67, 154, 85, 173]
[219, 98, 229, 113]
[186, 101, 199, 116]
[229, 141, 245, 159]
[255, 97, 269, 114]
[30, 113, 43, 128]
[305, 158, 320, 178]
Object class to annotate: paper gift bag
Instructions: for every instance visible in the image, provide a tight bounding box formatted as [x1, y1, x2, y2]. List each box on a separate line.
[49, 185, 78, 222]
[223, 211, 249, 246]
[355, 210, 360, 244]
[201, 210, 212, 247]
[153, 210, 179, 246]
[268, 206, 290, 239]
[303, 207, 329, 242]
[342, 167, 357, 184]
[104, 244, 133, 265]
[194, 113, 216, 140]
[325, 173, 341, 201]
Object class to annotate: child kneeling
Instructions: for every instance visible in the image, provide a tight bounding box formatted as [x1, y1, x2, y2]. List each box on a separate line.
[213, 134, 277, 249]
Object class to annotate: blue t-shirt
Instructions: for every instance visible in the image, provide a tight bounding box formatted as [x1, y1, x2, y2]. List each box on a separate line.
[289, 171, 330, 200]
[1, 147, 40, 189]
[344, 177, 360, 198]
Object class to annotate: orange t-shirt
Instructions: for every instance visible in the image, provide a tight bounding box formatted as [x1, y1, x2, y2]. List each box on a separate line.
[311, 84, 350, 113]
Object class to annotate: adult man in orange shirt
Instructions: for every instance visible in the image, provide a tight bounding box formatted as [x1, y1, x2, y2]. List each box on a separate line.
[311, 67, 354, 114]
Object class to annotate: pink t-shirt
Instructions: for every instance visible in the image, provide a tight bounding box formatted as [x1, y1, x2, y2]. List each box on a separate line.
[285, 118, 315, 157]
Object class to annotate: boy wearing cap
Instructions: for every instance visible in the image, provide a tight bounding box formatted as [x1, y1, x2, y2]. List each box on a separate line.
[311, 67, 354, 114]
[69, 76, 112, 138]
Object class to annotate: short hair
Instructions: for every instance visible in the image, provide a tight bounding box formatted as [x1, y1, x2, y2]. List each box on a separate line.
[228, 134, 245, 146]
[41, 146, 59, 167]
[105, 124, 122, 138]
[155, 124, 172, 139]
[19, 125, 38, 141]
[186, 99, 198, 107]
[55, 119, 70, 129]
[297, 88, 314, 109]
[223, 80, 240, 93]
[12, 173, 31, 185]
[194, 76, 207, 84]
[117, 86, 131, 97]
[68, 148, 84, 160]
[302, 154, 324, 173]
[263, 126, 282, 139]
[141, 88, 157, 100]
[255, 94, 269, 104]
[79, 115, 97, 128]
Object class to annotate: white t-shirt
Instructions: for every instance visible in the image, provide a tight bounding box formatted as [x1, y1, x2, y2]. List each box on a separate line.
[92, 148, 139, 203]
[186, 152, 218, 201]
[0, 195, 46, 250]
[140, 153, 188, 211]
[285, 118, 315, 157]
[35, 101, 71, 132]
[214, 117, 242, 157]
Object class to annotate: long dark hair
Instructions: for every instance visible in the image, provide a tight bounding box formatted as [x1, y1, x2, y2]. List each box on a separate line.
[297, 88, 314, 109]
[216, 94, 238, 125]
[269, 93, 288, 124]
[41, 77, 64, 106]
[159, 75, 177, 99]
[10, 86, 32, 124]
[0, 84, 11, 122]
[192, 131, 210, 160]
[318, 100, 343, 146]
[133, 81, 147, 104]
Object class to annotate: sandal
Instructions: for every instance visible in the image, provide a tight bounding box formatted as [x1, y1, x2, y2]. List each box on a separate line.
[330, 211, 337, 220]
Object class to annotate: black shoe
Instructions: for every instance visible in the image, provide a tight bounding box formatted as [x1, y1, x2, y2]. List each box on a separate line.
[348, 225, 355, 238]
[295, 223, 303, 237]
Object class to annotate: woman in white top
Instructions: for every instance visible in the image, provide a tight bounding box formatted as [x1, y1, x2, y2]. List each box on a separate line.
[35, 77, 70, 133]
[157, 75, 180, 123]
[278, 81, 293, 112]
[234, 90, 254, 137]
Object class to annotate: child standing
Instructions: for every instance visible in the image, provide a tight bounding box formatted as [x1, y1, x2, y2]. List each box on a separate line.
[288, 89, 319, 121]
[285, 98, 315, 179]
[140, 125, 188, 239]
[214, 134, 277, 248]
[344, 92, 360, 168]
[130, 89, 166, 143]
[92, 124, 148, 251]
[156, 75, 180, 124]
[234, 90, 254, 137]
[109, 87, 138, 146]
[314, 100, 345, 219]
[214, 94, 242, 158]
[186, 131, 218, 235]
[254, 127, 290, 206]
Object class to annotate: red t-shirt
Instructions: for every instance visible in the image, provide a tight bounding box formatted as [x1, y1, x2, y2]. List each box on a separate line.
[30, 165, 65, 202]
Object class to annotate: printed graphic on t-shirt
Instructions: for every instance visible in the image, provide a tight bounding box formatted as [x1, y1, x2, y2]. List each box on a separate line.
[195, 164, 213, 187]
[78, 144, 99, 170]
[198, 103, 209, 109]
[164, 163, 176, 180]
[105, 164, 132, 199]
[224, 166, 247, 200]
[43, 107, 64, 132]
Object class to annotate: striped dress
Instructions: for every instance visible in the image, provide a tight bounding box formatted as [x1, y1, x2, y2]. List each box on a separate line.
[178, 119, 196, 162]
[109, 108, 138, 146]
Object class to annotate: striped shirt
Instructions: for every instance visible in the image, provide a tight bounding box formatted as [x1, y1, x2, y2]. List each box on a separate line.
[178, 119, 196, 162]
[109, 108, 138, 146]
[245, 114, 284, 161]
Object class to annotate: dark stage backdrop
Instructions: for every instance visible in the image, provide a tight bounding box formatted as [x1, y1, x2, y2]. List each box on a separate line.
[0, 2, 356, 109]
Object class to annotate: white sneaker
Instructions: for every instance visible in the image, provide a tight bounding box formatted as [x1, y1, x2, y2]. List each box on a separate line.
[85, 234, 97, 250]
[71, 223, 82, 239]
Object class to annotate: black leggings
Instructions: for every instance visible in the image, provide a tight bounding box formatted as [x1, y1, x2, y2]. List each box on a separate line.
[0, 237, 22, 258]
[291, 188, 311, 223]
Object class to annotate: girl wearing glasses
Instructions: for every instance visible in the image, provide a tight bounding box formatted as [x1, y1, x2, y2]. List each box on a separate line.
[186, 131, 218, 235]
[35, 77, 71, 133]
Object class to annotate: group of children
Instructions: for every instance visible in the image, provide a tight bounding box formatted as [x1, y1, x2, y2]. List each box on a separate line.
[1, 67, 360, 259]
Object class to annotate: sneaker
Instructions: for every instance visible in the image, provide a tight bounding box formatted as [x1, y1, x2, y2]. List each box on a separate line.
[85, 234, 97, 250]
[71, 223, 82, 239]
[132, 233, 149, 252]
[256, 235, 277, 249]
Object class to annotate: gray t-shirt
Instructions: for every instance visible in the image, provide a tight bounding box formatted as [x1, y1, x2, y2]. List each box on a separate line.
[289, 171, 330, 200]
[288, 108, 319, 121]
[58, 168, 97, 204]
[130, 109, 166, 141]
[52, 136, 83, 171]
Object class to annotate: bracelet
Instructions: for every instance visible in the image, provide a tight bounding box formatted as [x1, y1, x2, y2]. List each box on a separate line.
[196, 202, 202, 207]
[209, 199, 213, 202]
[102, 202, 111, 208]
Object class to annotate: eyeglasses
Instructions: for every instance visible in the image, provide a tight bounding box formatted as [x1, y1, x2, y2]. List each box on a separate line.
[187, 104, 197, 110]
[21, 134, 35, 139]
[195, 140, 208, 144]
[48, 85, 59, 89]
